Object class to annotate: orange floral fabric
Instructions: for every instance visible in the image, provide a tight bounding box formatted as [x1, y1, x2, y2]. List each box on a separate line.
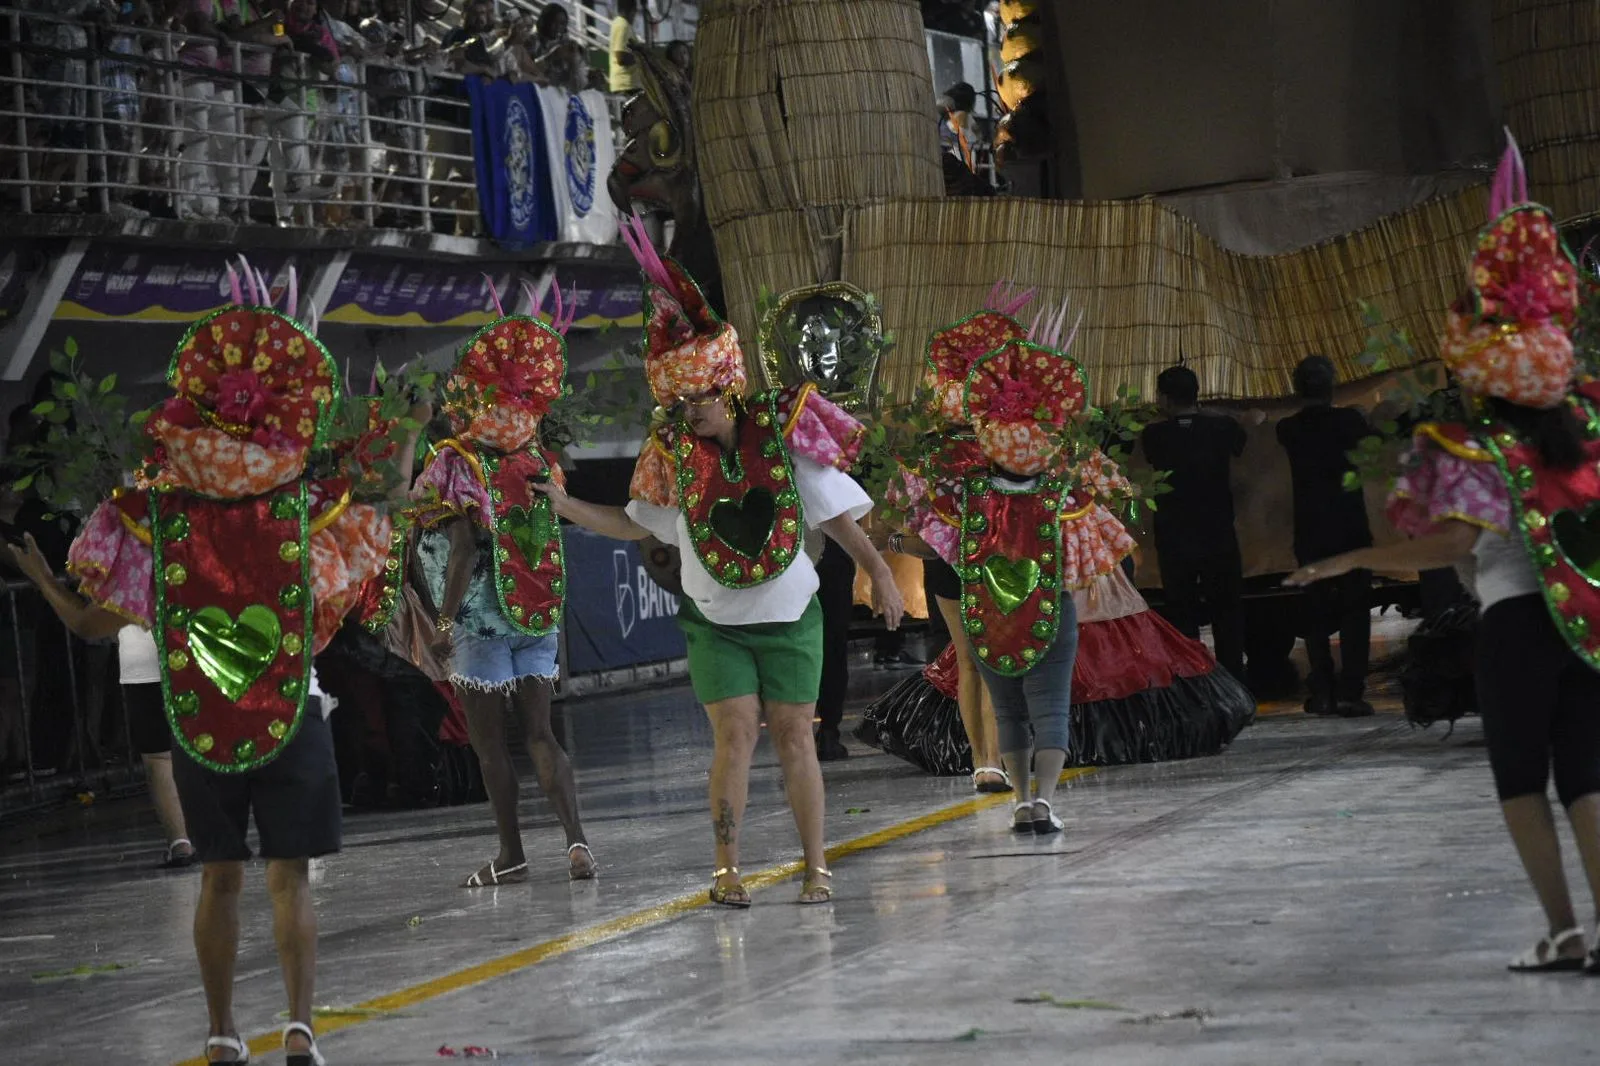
[152, 424, 307, 498]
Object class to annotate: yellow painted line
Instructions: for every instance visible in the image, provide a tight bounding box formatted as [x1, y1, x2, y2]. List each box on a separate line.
[172, 767, 1098, 1065]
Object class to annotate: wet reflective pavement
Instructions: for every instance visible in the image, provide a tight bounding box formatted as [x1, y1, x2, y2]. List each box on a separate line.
[2, 663, 1597, 1064]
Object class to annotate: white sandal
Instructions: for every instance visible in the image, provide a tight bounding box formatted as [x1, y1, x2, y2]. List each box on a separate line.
[1032, 798, 1064, 836]
[1011, 800, 1037, 832]
[1508, 926, 1586, 972]
[567, 842, 597, 881]
[204, 1035, 250, 1063]
[462, 859, 528, 887]
[973, 766, 1012, 794]
[284, 1021, 326, 1066]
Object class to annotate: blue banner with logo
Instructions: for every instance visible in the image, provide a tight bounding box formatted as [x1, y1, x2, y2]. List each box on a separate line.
[467, 76, 557, 246]
[561, 528, 685, 674]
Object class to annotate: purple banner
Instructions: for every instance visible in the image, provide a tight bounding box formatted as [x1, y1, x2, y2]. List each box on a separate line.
[322, 256, 516, 328]
[55, 247, 298, 321]
[548, 262, 641, 327]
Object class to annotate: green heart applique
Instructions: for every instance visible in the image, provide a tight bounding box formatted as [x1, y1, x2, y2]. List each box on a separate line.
[503, 503, 557, 570]
[982, 555, 1040, 615]
[188, 604, 283, 702]
[1552, 505, 1600, 582]
[710, 487, 777, 559]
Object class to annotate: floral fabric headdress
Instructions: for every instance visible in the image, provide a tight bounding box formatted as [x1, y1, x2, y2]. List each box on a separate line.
[443, 276, 572, 453]
[963, 322, 1089, 476]
[618, 213, 745, 406]
[923, 281, 1034, 423]
[146, 258, 340, 499]
[1440, 131, 1581, 410]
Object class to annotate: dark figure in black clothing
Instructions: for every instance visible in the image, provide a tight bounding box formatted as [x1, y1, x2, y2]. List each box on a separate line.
[1276, 356, 1375, 717]
[815, 538, 921, 760]
[1140, 365, 1253, 685]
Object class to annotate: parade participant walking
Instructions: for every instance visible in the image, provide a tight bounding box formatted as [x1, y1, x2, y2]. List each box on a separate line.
[1288, 136, 1600, 975]
[62, 265, 396, 1064]
[409, 281, 595, 886]
[539, 217, 903, 906]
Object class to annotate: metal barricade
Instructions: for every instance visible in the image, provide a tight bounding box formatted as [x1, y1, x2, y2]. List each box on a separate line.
[0, 6, 621, 234]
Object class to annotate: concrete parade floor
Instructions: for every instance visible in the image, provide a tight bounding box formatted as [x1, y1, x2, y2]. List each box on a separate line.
[2, 660, 1598, 1064]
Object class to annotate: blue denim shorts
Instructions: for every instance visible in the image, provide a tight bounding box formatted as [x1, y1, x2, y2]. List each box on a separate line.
[450, 632, 559, 692]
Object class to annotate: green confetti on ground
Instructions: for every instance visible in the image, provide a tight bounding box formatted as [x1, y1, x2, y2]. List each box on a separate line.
[952, 1028, 985, 1041]
[31, 962, 131, 983]
[845, 807, 870, 815]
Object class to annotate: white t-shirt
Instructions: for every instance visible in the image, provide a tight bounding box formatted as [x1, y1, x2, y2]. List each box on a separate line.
[626, 454, 871, 626]
[116, 627, 327, 715]
[1471, 528, 1541, 611]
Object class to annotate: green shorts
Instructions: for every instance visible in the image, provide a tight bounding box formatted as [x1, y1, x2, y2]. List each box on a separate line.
[678, 596, 823, 706]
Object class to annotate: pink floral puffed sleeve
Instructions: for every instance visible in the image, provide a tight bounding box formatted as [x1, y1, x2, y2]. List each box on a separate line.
[411, 446, 493, 527]
[886, 465, 961, 566]
[1385, 437, 1510, 538]
[67, 500, 156, 627]
[779, 385, 865, 471]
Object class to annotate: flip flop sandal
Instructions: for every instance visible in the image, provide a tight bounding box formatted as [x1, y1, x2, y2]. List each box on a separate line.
[462, 859, 528, 888]
[1508, 926, 1586, 972]
[799, 866, 832, 905]
[161, 838, 197, 869]
[1032, 799, 1064, 836]
[284, 1021, 326, 1066]
[567, 842, 598, 881]
[973, 767, 1013, 794]
[204, 1035, 250, 1064]
[709, 866, 751, 908]
[1012, 801, 1037, 833]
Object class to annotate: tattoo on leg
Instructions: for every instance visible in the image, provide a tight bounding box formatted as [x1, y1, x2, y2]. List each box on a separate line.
[714, 799, 736, 846]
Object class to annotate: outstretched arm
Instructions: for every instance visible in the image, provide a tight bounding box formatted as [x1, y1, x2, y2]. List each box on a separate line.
[532, 479, 651, 542]
[821, 514, 905, 630]
[1284, 521, 1479, 587]
[5, 534, 127, 641]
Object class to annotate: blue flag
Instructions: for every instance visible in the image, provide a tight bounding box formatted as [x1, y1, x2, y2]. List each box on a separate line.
[467, 76, 557, 246]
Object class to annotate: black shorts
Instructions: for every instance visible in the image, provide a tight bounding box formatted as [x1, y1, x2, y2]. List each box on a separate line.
[122, 683, 171, 756]
[924, 557, 962, 603]
[171, 706, 341, 862]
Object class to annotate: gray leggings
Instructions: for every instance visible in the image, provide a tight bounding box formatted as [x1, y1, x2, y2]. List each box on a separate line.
[975, 595, 1079, 754]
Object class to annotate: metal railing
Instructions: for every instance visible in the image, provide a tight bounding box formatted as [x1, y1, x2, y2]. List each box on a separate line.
[1, 6, 621, 234]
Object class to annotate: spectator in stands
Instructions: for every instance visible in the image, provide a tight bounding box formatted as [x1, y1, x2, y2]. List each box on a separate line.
[215, 1, 294, 225]
[1276, 355, 1376, 717]
[361, 0, 437, 227]
[23, 0, 97, 213]
[166, 0, 228, 220]
[100, 1, 154, 220]
[1140, 364, 1263, 687]
[938, 81, 993, 197]
[307, 0, 368, 220]
[513, 4, 587, 93]
[428, 0, 497, 235]
[608, 0, 639, 94]
[665, 39, 692, 82]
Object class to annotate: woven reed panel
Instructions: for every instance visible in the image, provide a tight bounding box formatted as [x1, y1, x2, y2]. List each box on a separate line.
[1492, 0, 1600, 223]
[844, 193, 1488, 403]
[707, 208, 828, 358]
[693, 0, 944, 229]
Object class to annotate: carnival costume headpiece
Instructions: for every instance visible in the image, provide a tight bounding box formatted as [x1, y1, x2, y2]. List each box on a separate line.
[963, 301, 1087, 476]
[1440, 131, 1581, 411]
[923, 281, 1035, 423]
[147, 260, 340, 497]
[618, 213, 745, 405]
[441, 276, 573, 453]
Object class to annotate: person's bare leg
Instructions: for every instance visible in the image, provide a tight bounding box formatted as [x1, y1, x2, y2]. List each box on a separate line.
[509, 677, 592, 878]
[457, 686, 526, 884]
[143, 752, 192, 851]
[1565, 793, 1600, 918]
[266, 859, 317, 1056]
[766, 700, 829, 897]
[705, 695, 761, 902]
[193, 861, 243, 1061]
[1502, 794, 1584, 958]
[937, 596, 1002, 782]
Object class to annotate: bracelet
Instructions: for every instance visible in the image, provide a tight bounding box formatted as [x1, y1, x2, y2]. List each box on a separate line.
[888, 532, 904, 554]
[434, 616, 454, 634]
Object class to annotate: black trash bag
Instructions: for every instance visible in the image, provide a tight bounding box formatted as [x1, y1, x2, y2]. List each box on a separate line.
[1399, 603, 1479, 731]
[855, 672, 971, 776]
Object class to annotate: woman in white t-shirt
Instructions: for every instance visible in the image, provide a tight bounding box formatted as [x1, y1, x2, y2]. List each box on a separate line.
[7, 536, 194, 867]
[539, 217, 903, 906]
